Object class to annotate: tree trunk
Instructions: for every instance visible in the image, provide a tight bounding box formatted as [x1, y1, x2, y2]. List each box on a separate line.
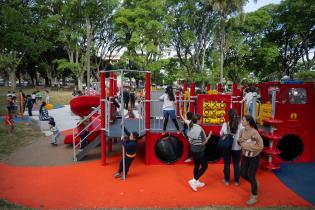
[220, 18, 225, 84]
[8, 68, 16, 90]
[78, 74, 83, 91]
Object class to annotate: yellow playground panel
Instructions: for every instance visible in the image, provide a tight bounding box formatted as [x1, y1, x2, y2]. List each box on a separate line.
[243, 102, 272, 125]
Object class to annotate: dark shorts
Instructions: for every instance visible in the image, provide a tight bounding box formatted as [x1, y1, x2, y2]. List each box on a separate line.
[163, 110, 176, 119]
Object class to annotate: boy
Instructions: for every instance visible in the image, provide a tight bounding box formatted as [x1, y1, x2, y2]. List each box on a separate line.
[49, 120, 60, 145]
[114, 126, 139, 179]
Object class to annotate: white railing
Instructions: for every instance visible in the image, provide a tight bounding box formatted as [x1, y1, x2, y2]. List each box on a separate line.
[104, 99, 110, 134]
[138, 101, 146, 134]
[72, 106, 101, 161]
[141, 99, 193, 132]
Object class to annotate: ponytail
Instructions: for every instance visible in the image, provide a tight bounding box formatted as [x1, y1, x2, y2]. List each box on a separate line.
[189, 114, 202, 130]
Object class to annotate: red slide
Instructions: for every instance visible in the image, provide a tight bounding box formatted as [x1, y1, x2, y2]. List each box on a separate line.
[64, 96, 101, 144]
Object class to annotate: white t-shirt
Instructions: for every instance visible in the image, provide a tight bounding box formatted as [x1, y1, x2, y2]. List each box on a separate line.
[159, 93, 175, 110]
[244, 92, 258, 106]
[220, 122, 243, 151]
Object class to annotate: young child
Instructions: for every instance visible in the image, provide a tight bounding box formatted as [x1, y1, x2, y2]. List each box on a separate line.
[114, 126, 139, 179]
[5, 104, 14, 134]
[49, 120, 60, 145]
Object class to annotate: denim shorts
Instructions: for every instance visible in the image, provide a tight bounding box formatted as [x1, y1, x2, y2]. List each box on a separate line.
[163, 109, 176, 119]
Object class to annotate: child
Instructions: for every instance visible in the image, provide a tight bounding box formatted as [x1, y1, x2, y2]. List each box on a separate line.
[45, 90, 50, 104]
[114, 126, 139, 179]
[49, 120, 60, 145]
[159, 85, 180, 135]
[26, 95, 33, 116]
[125, 107, 136, 119]
[5, 104, 14, 134]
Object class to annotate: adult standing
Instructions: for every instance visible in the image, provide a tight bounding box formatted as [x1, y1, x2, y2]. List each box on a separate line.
[123, 88, 130, 109]
[187, 114, 212, 191]
[219, 109, 243, 186]
[129, 88, 136, 109]
[238, 115, 264, 205]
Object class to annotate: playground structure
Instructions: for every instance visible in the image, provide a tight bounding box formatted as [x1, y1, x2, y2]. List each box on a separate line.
[64, 69, 315, 170]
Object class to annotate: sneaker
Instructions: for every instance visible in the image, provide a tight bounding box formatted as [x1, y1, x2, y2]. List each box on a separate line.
[188, 179, 198, 192]
[234, 181, 240, 186]
[184, 158, 192, 163]
[196, 180, 205, 187]
[246, 196, 257, 206]
[114, 172, 121, 178]
[223, 179, 230, 186]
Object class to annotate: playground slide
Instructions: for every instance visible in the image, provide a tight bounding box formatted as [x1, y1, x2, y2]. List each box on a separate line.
[64, 96, 101, 144]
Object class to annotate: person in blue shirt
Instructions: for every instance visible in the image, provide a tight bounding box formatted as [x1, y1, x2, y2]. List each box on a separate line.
[114, 126, 139, 179]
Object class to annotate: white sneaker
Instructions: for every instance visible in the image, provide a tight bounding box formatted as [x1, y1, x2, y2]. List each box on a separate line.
[196, 180, 205, 187]
[184, 158, 192, 163]
[188, 179, 198, 191]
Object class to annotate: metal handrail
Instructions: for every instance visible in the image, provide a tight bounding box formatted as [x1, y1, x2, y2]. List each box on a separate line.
[76, 106, 100, 128]
[73, 113, 101, 161]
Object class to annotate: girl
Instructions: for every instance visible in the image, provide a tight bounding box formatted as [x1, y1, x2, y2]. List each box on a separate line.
[187, 114, 212, 191]
[49, 120, 60, 145]
[159, 86, 180, 135]
[238, 115, 264, 205]
[220, 109, 243, 186]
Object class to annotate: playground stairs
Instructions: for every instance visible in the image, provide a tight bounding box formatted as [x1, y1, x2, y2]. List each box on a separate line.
[75, 136, 101, 161]
[260, 118, 283, 170]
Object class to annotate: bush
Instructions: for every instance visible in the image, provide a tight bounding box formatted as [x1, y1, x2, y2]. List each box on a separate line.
[295, 71, 315, 81]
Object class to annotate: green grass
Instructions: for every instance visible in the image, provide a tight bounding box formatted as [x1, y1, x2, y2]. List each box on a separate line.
[0, 87, 73, 115]
[0, 199, 35, 210]
[0, 123, 44, 160]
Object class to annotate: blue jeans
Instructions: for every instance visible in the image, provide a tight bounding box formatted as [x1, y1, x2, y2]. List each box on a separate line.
[51, 132, 60, 144]
[163, 110, 179, 132]
[223, 150, 241, 183]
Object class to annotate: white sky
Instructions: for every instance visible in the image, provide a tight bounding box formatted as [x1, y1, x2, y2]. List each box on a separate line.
[244, 0, 282, 13]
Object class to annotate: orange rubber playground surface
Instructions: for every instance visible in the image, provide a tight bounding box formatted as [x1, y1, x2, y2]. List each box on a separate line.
[0, 152, 312, 209]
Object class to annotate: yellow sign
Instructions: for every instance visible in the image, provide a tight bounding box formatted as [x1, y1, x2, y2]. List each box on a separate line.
[202, 100, 226, 124]
[290, 112, 298, 120]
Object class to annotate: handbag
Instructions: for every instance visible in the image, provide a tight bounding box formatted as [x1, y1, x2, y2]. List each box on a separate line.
[217, 123, 234, 151]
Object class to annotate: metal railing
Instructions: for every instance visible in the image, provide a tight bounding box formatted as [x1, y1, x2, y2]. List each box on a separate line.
[140, 99, 193, 132]
[72, 106, 101, 161]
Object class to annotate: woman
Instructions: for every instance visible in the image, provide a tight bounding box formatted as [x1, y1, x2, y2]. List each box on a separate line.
[39, 102, 50, 121]
[159, 85, 180, 135]
[238, 115, 264, 205]
[187, 114, 212, 192]
[219, 109, 243, 186]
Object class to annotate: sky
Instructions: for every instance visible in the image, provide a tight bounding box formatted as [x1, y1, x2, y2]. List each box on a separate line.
[244, 0, 282, 13]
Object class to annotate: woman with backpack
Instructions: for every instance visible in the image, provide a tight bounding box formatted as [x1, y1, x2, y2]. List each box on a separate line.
[219, 109, 243, 186]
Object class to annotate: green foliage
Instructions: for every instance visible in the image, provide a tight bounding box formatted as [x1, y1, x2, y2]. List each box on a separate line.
[295, 71, 315, 81]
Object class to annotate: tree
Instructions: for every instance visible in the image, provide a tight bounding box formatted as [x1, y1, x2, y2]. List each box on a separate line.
[114, 0, 170, 71]
[0, 0, 50, 89]
[167, 0, 219, 83]
[212, 0, 252, 84]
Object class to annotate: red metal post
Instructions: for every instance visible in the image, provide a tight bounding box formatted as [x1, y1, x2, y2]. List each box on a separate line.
[183, 82, 187, 92]
[218, 83, 222, 93]
[108, 138, 112, 152]
[207, 84, 211, 92]
[189, 83, 195, 113]
[113, 73, 117, 96]
[100, 72, 107, 165]
[176, 90, 180, 117]
[109, 72, 114, 123]
[145, 72, 151, 131]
